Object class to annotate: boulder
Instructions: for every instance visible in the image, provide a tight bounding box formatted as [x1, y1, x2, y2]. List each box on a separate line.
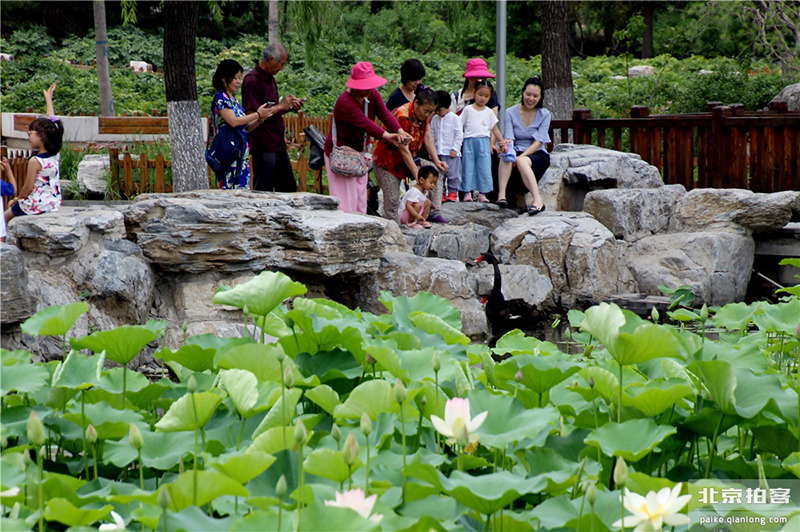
[625, 231, 755, 305]
[77, 154, 109, 197]
[628, 65, 655, 77]
[123, 190, 385, 275]
[0, 244, 32, 323]
[438, 202, 519, 230]
[583, 185, 686, 241]
[353, 252, 487, 337]
[472, 262, 556, 310]
[672, 189, 800, 234]
[773, 83, 800, 112]
[492, 212, 620, 307]
[371, 217, 413, 254]
[130, 61, 152, 72]
[403, 222, 491, 262]
[538, 144, 663, 212]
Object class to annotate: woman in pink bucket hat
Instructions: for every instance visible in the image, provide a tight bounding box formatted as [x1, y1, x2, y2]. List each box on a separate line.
[324, 62, 412, 213]
[450, 58, 500, 116]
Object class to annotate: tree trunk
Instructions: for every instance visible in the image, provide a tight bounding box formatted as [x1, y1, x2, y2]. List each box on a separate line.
[163, 0, 207, 192]
[268, 0, 280, 44]
[642, 1, 654, 59]
[542, 0, 574, 124]
[93, 0, 114, 116]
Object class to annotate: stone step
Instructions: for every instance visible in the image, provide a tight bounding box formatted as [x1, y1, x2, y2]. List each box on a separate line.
[604, 293, 672, 315]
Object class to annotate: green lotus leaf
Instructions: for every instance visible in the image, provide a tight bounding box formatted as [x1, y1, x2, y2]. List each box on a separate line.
[43, 498, 112, 527]
[230, 509, 288, 532]
[92, 366, 150, 395]
[303, 448, 359, 484]
[155, 390, 226, 432]
[668, 308, 700, 322]
[212, 271, 307, 317]
[468, 389, 559, 449]
[408, 311, 469, 345]
[304, 385, 340, 416]
[297, 502, 382, 532]
[525, 447, 601, 494]
[158, 343, 216, 373]
[622, 379, 694, 417]
[334, 379, 419, 421]
[681, 407, 740, 439]
[215, 342, 295, 382]
[292, 350, 363, 382]
[71, 320, 165, 366]
[51, 351, 103, 391]
[380, 291, 461, 330]
[624, 472, 678, 497]
[210, 450, 275, 485]
[405, 461, 547, 515]
[251, 388, 303, 439]
[21, 302, 89, 337]
[64, 402, 145, 440]
[249, 421, 315, 455]
[531, 490, 621, 531]
[0, 361, 49, 395]
[733, 369, 787, 419]
[293, 297, 343, 320]
[494, 353, 583, 395]
[454, 359, 473, 397]
[492, 330, 542, 356]
[693, 360, 737, 415]
[579, 302, 626, 350]
[585, 418, 677, 461]
[253, 311, 293, 338]
[1, 349, 32, 365]
[612, 322, 683, 366]
[364, 338, 408, 380]
[571, 367, 619, 403]
[712, 301, 759, 331]
[782, 452, 800, 479]
[153, 506, 235, 532]
[218, 369, 277, 419]
[104, 430, 195, 470]
[162, 469, 248, 512]
[753, 298, 800, 336]
[397, 347, 457, 385]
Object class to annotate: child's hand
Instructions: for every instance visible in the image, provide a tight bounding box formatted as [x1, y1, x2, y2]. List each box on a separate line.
[7, 198, 17, 207]
[44, 82, 56, 102]
[449, 149, 457, 158]
[1, 158, 9, 174]
[501, 143, 508, 154]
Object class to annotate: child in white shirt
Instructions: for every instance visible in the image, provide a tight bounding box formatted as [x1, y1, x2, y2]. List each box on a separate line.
[398, 167, 438, 229]
[430, 91, 463, 203]
[459, 80, 506, 203]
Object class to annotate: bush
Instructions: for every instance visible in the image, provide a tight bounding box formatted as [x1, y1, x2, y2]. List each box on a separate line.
[2, 25, 56, 57]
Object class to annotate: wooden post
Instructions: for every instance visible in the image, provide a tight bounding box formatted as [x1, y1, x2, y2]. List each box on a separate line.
[769, 100, 789, 114]
[572, 108, 591, 145]
[727, 104, 747, 189]
[630, 106, 650, 160]
[710, 106, 732, 189]
[109, 148, 120, 195]
[123, 152, 134, 196]
[705, 102, 723, 113]
[155, 154, 166, 193]
[139, 153, 149, 194]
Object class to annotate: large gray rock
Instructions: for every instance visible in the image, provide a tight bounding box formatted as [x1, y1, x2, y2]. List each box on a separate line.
[492, 212, 620, 307]
[672, 189, 800, 234]
[625, 231, 755, 305]
[539, 144, 664, 212]
[438, 202, 520, 230]
[584, 185, 686, 241]
[354, 252, 487, 337]
[472, 262, 556, 310]
[0, 244, 32, 323]
[372, 217, 413, 254]
[77, 154, 110, 197]
[628, 65, 655, 77]
[404, 222, 491, 262]
[773, 83, 800, 111]
[123, 190, 385, 275]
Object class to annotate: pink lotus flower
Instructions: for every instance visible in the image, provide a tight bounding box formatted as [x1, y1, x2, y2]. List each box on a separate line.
[612, 485, 690, 531]
[324, 488, 383, 522]
[430, 397, 488, 446]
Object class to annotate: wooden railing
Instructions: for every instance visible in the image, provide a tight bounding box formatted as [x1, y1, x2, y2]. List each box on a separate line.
[548, 101, 799, 193]
[108, 148, 176, 196]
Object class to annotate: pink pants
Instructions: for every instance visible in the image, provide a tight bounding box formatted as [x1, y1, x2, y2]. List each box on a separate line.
[325, 154, 368, 214]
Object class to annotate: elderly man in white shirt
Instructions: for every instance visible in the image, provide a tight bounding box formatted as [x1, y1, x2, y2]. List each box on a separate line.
[430, 91, 464, 202]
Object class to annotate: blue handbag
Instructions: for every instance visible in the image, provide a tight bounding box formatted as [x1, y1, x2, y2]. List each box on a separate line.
[205, 104, 246, 175]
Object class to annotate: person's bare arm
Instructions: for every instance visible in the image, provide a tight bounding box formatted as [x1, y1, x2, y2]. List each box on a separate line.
[44, 83, 56, 116]
[18, 158, 40, 199]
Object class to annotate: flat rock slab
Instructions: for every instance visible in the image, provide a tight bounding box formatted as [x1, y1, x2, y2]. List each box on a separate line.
[672, 188, 800, 233]
[123, 190, 385, 275]
[438, 202, 520, 230]
[584, 185, 686, 241]
[403, 222, 491, 262]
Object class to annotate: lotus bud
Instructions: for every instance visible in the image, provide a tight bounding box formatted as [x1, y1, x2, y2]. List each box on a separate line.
[584, 345, 594, 357]
[294, 419, 307, 445]
[514, 369, 523, 383]
[86, 424, 98, 445]
[331, 423, 342, 442]
[421, 395, 427, 405]
[589, 377, 595, 388]
[613, 457, 628, 487]
[128, 423, 143, 451]
[27, 412, 46, 447]
[179, 456, 185, 474]
[586, 482, 598, 505]
[700, 304, 709, 322]
[393, 378, 407, 404]
[243, 305, 250, 316]
[187, 374, 197, 393]
[283, 365, 294, 388]
[276, 474, 287, 497]
[182, 321, 188, 333]
[360, 413, 372, 437]
[157, 488, 171, 509]
[276, 347, 286, 364]
[431, 351, 441, 372]
[651, 306, 660, 323]
[365, 353, 376, 365]
[565, 327, 572, 340]
[342, 432, 359, 466]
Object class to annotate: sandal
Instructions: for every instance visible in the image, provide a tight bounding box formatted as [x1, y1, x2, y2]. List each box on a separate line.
[496, 199, 508, 208]
[527, 204, 546, 216]
[419, 220, 432, 228]
[405, 222, 421, 229]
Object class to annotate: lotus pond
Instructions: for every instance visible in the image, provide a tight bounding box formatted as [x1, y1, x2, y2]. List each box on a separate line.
[2, 267, 800, 532]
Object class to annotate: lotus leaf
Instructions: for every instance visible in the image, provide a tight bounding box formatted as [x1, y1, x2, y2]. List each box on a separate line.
[753, 298, 800, 335]
[212, 271, 307, 317]
[253, 311, 293, 338]
[467, 389, 559, 449]
[104, 430, 195, 470]
[304, 385, 340, 416]
[692, 360, 737, 415]
[64, 402, 145, 440]
[43, 498, 112, 526]
[585, 418, 676, 461]
[215, 343, 300, 383]
[155, 390, 226, 432]
[250, 388, 303, 439]
[162, 470, 248, 512]
[210, 450, 276, 485]
[364, 338, 407, 379]
[380, 291, 461, 330]
[494, 353, 583, 395]
[159, 343, 217, 372]
[622, 379, 694, 417]
[713, 301, 759, 331]
[154, 506, 235, 532]
[303, 448, 359, 484]
[782, 453, 800, 479]
[297, 502, 382, 532]
[0, 361, 49, 395]
[51, 351, 103, 390]
[334, 379, 419, 421]
[71, 320, 165, 366]
[21, 301, 88, 336]
[408, 311, 469, 345]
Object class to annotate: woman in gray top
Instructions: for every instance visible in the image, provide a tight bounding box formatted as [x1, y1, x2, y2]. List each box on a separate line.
[497, 76, 551, 216]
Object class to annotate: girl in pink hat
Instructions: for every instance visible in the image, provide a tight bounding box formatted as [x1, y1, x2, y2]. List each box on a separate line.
[324, 62, 412, 214]
[450, 58, 500, 117]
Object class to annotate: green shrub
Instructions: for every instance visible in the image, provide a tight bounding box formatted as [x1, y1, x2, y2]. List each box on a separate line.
[2, 25, 56, 57]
